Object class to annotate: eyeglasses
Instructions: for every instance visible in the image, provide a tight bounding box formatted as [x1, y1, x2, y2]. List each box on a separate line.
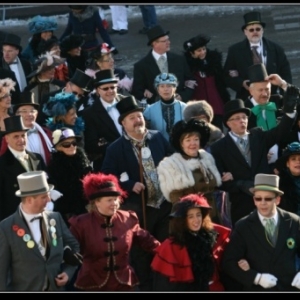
[253, 197, 276, 202]
[228, 116, 248, 122]
[248, 27, 262, 32]
[98, 86, 117, 91]
[0, 93, 11, 100]
[60, 141, 77, 148]
[17, 109, 38, 115]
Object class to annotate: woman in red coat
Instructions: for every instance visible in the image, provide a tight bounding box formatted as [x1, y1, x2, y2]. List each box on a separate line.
[69, 172, 160, 291]
[151, 193, 231, 291]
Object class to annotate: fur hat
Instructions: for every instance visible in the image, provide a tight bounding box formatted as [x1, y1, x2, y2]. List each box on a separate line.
[43, 92, 77, 117]
[249, 173, 283, 195]
[170, 118, 211, 153]
[241, 11, 266, 31]
[52, 127, 82, 147]
[82, 173, 127, 201]
[169, 194, 211, 218]
[28, 15, 57, 34]
[183, 100, 214, 123]
[154, 73, 178, 89]
[183, 34, 210, 52]
[0, 78, 16, 99]
[60, 34, 84, 57]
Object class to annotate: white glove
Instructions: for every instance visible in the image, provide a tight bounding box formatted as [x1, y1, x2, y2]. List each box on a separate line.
[258, 273, 278, 289]
[45, 201, 54, 211]
[50, 189, 63, 201]
[291, 272, 300, 289]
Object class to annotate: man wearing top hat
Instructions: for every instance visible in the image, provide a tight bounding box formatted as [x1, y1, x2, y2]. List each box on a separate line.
[131, 25, 194, 104]
[0, 115, 47, 221]
[221, 173, 300, 291]
[1, 32, 32, 93]
[210, 75, 299, 226]
[0, 170, 80, 291]
[101, 95, 173, 290]
[224, 11, 292, 101]
[82, 69, 126, 171]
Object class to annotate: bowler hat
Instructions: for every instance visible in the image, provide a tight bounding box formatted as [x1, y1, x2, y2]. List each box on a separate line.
[15, 171, 54, 197]
[249, 173, 283, 195]
[146, 25, 170, 46]
[183, 34, 210, 52]
[70, 69, 93, 92]
[223, 99, 251, 127]
[275, 142, 300, 172]
[242, 11, 266, 30]
[52, 127, 82, 147]
[2, 33, 22, 51]
[94, 69, 118, 88]
[3, 115, 28, 135]
[116, 95, 144, 124]
[13, 91, 39, 114]
[248, 63, 268, 84]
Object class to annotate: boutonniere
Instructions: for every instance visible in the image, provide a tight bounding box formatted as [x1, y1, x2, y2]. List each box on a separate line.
[49, 218, 57, 247]
[287, 238, 295, 249]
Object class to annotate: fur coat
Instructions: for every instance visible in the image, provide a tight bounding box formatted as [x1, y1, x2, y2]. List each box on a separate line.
[157, 149, 222, 203]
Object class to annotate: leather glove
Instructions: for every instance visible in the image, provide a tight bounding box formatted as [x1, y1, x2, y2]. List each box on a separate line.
[282, 84, 300, 113]
[236, 180, 254, 196]
[63, 246, 83, 266]
[257, 273, 278, 289]
[291, 272, 300, 289]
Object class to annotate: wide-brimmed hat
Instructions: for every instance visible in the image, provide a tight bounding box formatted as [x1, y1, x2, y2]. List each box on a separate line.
[70, 69, 93, 92]
[249, 173, 283, 195]
[16, 171, 54, 197]
[28, 15, 57, 34]
[183, 34, 211, 52]
[52, 127, 82, 147]
[60, 34, 85, 57]
[0, 78, 16, 99]
[116, 95, 144, 124]
[223, 99, 251, 127]
[27, 52, 66, 79]
[3, 115, 28, 135]
[248, 63, 268, 84]
[146, 25, 170, 46]
[13, 91, 39, 114]
[2, 33, 22, 51]
[183, 100, 214, 123]
[82, 172, 127, 201]
[154, 73, 178, 89]
[241, 11, 266, 31]
[275, 142, 300, 172]
[94, 69, 118, 88]
[169, 194, 211, 218]
[170, 118, 211, 153]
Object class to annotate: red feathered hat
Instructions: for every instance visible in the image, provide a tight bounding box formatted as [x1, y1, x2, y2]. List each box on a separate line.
[82, 173, 127, 201]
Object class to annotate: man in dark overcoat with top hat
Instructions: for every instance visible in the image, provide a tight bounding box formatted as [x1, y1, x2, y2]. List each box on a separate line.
[223, 11, 292, 101]
[0, 116, 47, 221]
[210, 75, 298, 226]
[132, 25, 194, 104]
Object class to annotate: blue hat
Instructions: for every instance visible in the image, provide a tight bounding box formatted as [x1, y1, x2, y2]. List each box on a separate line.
[28, 15, 57, 34]
[154, 73, 178, 89]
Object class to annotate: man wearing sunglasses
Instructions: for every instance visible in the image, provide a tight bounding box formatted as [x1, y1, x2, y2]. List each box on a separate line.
[224, 11, 292, 101]
[222, 173, 300, 291]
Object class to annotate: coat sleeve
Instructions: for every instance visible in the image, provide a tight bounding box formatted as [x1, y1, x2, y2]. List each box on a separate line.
[132, 61, 147, 101]
[0, 226, 10, 290]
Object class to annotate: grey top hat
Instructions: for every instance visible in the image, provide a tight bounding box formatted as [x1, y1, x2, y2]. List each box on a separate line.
[3, 115, 28, 135]
[249, 173, 284, 195]
[146, 25, 170, 46]
[248, 63, 268, 84]
[2, 33, 22, 51]
[15, 171, 54, 197]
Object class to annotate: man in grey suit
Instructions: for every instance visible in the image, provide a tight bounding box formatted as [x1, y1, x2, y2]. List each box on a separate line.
[0, 171, 80, 291]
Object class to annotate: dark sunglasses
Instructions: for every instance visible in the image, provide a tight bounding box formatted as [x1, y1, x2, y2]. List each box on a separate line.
[254, 197, 276, 202]
[72, 91, 83, 99]
[248, 27, 262, 32]
[60, 141, 77, 148]
[99, 86, 116, 91]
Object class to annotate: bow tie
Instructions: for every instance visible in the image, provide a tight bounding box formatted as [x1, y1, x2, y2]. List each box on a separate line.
[106, 103, 117, 112]
[252, 102, 277, 114]
[9, 60, 18, 65]
[30, 215, 43, 222]
[27, 127, 38, 135]
[17, 154, 29, 161]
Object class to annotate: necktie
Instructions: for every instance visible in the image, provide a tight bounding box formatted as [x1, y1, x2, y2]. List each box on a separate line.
[157, 56, 167, 73]
[264, 218, 276, 241]
[238, 137, 247, 151]
[251, 46, 262, 64]
[30, 215, 43, 223]
[17, 154, 31, 171]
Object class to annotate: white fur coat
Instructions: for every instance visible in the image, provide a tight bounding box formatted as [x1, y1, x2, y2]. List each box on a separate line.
[157, 150, 222, 202]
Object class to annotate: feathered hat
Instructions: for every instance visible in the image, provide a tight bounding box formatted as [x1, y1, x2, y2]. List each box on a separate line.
[0, 78, 16, 99]
[28, 15, 57, 34]
[183, 34, 211, 52]
[82, 173, 127, 202]
[52, 127, 82, 147]
[43, 92, 77, 117]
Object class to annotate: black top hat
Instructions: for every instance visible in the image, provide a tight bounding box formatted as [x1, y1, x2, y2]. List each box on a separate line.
[183, 34, 211, 52]
[94, 69, 118, 88]
[242, 11, 266, 30]
[13, 91, 39, 114]
[116, 96, 144, 124]
[248, 63, 268, 84]
[3, 115, 28, 135]
[70, 69, 93, 92]
[223, 99, 251, 127]
[146, 25, 170, 46]
[2, 33, 22, 51]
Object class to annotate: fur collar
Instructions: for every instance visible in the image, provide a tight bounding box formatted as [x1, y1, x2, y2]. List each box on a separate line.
[157, 150, 222, 201]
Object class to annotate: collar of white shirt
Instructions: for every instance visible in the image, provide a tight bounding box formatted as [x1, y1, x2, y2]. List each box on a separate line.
[152, 50, 167, 61]
[257, 210, 279, 226]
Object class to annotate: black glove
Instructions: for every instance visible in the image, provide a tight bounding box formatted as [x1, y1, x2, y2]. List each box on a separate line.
[282, 85, 300, 113]
[63, 246, 83, 266]
[236, 180, 254, 196]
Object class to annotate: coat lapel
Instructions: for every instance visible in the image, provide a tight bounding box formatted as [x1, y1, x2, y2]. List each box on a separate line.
[27, 151, 40, 171]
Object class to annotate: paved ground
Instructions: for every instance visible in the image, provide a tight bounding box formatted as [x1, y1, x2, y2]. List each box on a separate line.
[2, 4, 300, 90]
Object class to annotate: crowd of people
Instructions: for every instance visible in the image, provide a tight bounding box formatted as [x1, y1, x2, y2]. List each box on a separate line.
[1, 6, 300, 292]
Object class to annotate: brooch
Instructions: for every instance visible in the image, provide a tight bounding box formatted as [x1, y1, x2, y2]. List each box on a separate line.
[287, 238, 295, 249]
[49, 218, 57, 247]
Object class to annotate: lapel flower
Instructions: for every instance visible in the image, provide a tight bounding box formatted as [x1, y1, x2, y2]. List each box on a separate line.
[287, 238, 295, 249]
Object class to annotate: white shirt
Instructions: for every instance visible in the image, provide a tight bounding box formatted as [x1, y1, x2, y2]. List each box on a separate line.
[100, 98, 122, 135]
[152, 50, 167, 62]
[257, 210, 279, 227]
